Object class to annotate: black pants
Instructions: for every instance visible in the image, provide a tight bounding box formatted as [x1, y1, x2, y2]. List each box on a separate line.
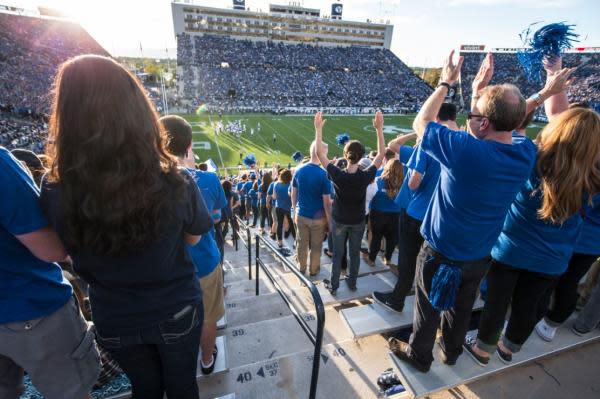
[251, 205, 259, 226]
[214, 222, 224, 264]
[368, 210, 400, 262]
[542, 253, 599, 325]
[259, 205, 271, 229]
[408, 243, 490, 366]
[239, 199, 246, 218]
[275, 207, 295, 241]
[390, 211, 424, 310]
[476, 260, 558, 354]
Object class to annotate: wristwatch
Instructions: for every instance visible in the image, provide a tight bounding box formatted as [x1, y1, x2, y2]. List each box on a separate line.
[437, 82, 451, 91]
[531, 92, 543, 106]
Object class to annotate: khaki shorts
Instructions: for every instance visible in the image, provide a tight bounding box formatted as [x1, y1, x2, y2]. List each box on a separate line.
[0, 297, 100, 399]
[199, 264, 225, 325]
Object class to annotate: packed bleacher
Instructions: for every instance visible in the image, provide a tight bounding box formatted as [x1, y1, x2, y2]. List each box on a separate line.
[177, 34, 433, 112]
[460, 50, 600, 113]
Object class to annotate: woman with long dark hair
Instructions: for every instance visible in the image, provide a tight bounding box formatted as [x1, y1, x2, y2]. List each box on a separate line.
[272, 169, 295, 248]
[366, 159, 404, 266]
[41, 55, 212, 398]
[258, 171, 273, 234]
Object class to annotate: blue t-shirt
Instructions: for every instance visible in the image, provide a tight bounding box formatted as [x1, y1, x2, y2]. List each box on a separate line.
[243, 181, 254, 200]
[0, 147, 72, 324]
[258, 184, 268, 207]
[292, 163, 331, 219]
[393, 146, 415, 210]
[236, 181, 246, 202]
[406, 144, 441, 221]
[274, 182, 292, 211]
[575, 194, 600, 255]
[420, 122, 537, 261]
[492, 172, 585, 275]
[187, 169, 227, 278]
[248, 189, 259, 207]
[267, 181, 276, 207]
[370, 177, 403, 213]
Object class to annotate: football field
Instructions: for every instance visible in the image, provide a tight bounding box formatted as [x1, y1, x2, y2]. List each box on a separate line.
[182, 113, 544, 169]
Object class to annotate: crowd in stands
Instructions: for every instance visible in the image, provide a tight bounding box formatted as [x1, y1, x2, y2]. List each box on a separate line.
[461, 51, 600, 113]
[177, 34, 433, 112]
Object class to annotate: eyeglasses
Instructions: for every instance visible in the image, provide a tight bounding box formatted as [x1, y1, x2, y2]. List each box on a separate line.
[467, 113, 487, 120]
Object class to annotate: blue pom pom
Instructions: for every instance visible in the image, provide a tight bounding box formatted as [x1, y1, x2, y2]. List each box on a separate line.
[429, 264, 462, 311]
[292, 151, 303, 162]
[336, 133, 350, 147]
[243, 153, 256, 167]
[517, 22, 579, 83]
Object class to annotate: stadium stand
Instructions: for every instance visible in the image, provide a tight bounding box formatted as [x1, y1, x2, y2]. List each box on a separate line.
[460, 49, 600, 113]
[177, 34, 433, 112]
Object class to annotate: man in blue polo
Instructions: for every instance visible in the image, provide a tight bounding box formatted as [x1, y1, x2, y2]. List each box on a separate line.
[0, 147, 100, 398]
[388, 51, 537, 372]
[160, 116, 227, 376]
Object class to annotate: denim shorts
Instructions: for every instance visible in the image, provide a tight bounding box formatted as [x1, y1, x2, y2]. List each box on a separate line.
[0, 297, 101, 399]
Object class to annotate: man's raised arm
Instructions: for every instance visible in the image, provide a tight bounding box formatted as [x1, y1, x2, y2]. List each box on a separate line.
[413, 50, 463, 137]
[314, 112, 330, 166]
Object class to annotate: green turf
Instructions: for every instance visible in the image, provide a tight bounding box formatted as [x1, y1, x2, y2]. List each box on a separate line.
[181, 113, 544, 170]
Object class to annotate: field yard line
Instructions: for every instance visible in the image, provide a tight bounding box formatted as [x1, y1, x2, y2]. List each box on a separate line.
[260, 118, 297, 153]
[207, 115, 225, 169]
[246, 120, 273, 153]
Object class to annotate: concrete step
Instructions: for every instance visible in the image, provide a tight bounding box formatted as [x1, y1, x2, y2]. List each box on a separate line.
[197, 335, 408, 399]
[224, 295, 292, 328]
[389, 314, 600, 399]
[341, 297, 485, 338]
[317, 272, 397, 306]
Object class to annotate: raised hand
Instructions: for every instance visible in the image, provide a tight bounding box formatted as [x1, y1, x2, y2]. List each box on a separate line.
[543, 55, 562, 75]
[472, 53, 494, 95]
[542, 67, 576, 97]
[314, 111, 326, 132]
[372, 110, 384, 132]
[440, 49, 464, 85]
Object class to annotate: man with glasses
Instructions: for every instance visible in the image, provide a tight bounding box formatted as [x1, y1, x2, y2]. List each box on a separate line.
[388, 51, 538, 372]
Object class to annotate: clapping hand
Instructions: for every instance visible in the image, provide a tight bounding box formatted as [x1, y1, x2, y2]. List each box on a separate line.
[440, 49, 464, 85]
[372, 110, 384, 132]
[472, 53, 494, 96]
[542, 67, 576, 97]
[314, 111, 326, 132]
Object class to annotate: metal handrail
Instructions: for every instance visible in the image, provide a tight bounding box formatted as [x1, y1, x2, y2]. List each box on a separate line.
[234, 215, 252, 279]
[254, 235, 325, 399]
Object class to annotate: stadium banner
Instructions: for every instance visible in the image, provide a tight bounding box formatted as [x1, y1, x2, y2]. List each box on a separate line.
[460, 45, 485, 51]
[233, 0, 245, 10]
[331, 3, 343, 18]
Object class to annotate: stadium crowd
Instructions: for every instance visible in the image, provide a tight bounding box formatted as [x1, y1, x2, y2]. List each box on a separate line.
[2, 48, 600, 399]
[177, 34, 433, 112]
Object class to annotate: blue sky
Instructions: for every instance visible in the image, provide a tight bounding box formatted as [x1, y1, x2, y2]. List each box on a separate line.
[7, 0, 600, 66]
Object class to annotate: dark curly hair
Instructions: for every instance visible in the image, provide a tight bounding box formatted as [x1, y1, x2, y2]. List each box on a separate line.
[46, 55, 187, 254]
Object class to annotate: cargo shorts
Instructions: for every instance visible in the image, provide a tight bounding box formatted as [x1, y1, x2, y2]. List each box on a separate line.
[0, 296, 101, 399]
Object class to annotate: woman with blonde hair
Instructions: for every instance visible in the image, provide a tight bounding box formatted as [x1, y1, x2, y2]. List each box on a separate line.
[464, 107, 600, 366]
[365, 159, 404, 266]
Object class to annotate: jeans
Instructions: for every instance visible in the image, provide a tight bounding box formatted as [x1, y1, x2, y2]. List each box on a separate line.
[574, 273, 600, 332]
[407, 243, 489, 366]
[214, 222, 224, 265]
[259, 204, 271, 229]
[275, 207, 295, 241]
[327, 232, 348, 270]
[543, 253, 599, 325]
[368, 210, 400, 262]
[389, 210, 424, 310]
[96, 302, 203, 399]
[251, 205, 259, 226]
[476, 260, 557, 354]
[296, 215, 327, 274]
[239, 198, 246, 219]
[330, 221, 365, 290]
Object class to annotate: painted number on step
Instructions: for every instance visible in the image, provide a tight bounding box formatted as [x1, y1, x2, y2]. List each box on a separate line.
[226, 303, 237, 309]
[232, 328, 245, 337]
[302, 314, 315, 322]
[236, 371, 252, 383]
[333, 348, 347, 357]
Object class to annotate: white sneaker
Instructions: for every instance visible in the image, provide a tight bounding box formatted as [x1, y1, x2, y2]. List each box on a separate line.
[535, 319, 558, 342]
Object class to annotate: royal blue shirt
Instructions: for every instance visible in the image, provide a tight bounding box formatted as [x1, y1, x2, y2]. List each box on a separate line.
[575, 194, 600, 255]
[0, 147, 72, 324]
[420, 122, 537, 261]
[292, 163, 331, 219]
[370, 177, 403, 213]
[248, 189, 259, 208]
[187, 169, 227, 278]
[393, 146, 415, 210]
[274, 182, 292, 211]
[258, 184, 268, 207]
[492, 171, 585, 275]
[406, 144, 441, 221]
[242, 181, 254, 200]
[267, 181, 276, 207]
